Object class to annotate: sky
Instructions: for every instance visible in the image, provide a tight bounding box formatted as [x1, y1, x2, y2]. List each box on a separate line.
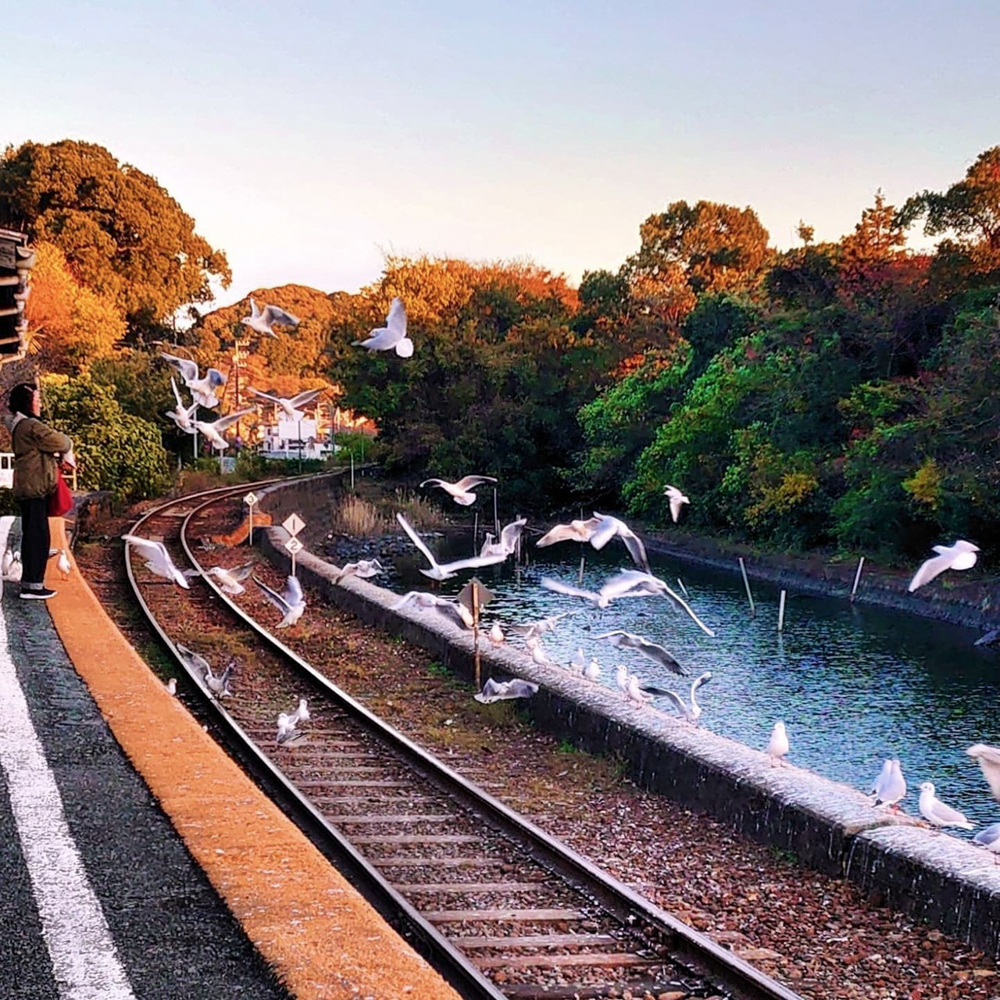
[8, 1, 1000, 309]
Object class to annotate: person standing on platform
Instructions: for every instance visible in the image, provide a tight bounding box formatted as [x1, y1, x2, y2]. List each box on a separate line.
[6, 383, 74, 599]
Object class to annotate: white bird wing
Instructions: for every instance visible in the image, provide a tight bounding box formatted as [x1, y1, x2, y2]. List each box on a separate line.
[123, 534, 173, 568]
[170, 376, 186, 408]
[595, 630, 635, 649]
[262, 305, 300, 327]
[499, 518, 527, 553]
[907, 552, 954, 592]
[433, 553, 507, 576]
[395, 512, 441, 572]
[968, 744, 1000, 800]
[209, 407, 257, 433]
[253, 575, 291, 613]
[661, 581, 716, 637]
[540, 577, 600, 603]
[160, 353, 199, 383]
[930, 795, 970, 826]
[288, 388, 323, 408]
[454, 475, 497, 490]
[206, 368, 228, 388]
[282, 575, 304, 607]
[590, 513, 649, 571]
[660, 690, 690, 717]
[386, 297, 406, 334]
[246, 387, 280, 405]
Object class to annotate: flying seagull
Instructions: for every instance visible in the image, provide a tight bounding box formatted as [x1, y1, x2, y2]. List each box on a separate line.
[165, 377, 199, 434]
[246, 386, 323, 420]
[474, 677, 539, 703]
[663, 484, 690, 523]
[537, 512, 650, 573]
[253, 575, 306, 628]
[596, 629, 688, 676]
[661, 671, 713, 725]
[193, 407, 258, 452]
[479, 518, 527, 559]
[420, 475, 498, 506]
[396, 511, 505, 580]
[967, 744, 1000, 802]
[204, 657, 236, 699]
[176, 643, 211, 676]
[186, 562, 256, 595]
[122, 534, 190, 588]
[353, 297, 413, 357]
[159, 353, 228, 409]
[392, 590, 474, 630]
[241, 297, 300, 337]
[908, 539, 980, 593]
[918, 781, 974, 831]
[332, 559, 384, 584]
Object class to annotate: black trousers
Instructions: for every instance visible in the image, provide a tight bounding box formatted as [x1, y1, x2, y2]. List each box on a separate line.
[19, 495, 50, 588]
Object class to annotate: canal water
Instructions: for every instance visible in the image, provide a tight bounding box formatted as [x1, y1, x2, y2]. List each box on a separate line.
[380, 525, 1000, 833]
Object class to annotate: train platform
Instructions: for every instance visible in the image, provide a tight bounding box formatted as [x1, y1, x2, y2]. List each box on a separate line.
[0, 517, 459, 1000]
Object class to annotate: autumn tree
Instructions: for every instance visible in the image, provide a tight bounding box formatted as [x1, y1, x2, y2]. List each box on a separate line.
[0, 140, 231, 331]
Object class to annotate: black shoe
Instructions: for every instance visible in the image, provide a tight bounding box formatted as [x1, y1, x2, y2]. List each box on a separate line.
[20, 587, 57, 600]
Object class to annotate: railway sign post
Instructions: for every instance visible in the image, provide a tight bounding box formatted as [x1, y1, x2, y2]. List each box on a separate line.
[459, 578, 494, 690]
[282, 513, 305, 575]
[244, 490, 259, 545]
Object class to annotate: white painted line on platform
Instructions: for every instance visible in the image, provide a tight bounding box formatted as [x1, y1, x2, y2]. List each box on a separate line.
[0, 517, 136, 999]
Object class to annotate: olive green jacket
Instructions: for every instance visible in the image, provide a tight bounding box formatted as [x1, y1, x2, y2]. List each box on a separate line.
[8, 414, 74, 500]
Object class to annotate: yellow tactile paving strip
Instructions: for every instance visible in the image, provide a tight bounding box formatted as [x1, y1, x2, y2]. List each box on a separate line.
[46, 554, 461, 1000]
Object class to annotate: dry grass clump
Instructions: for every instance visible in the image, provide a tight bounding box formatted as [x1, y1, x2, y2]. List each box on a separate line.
[330, 495, 395, 537]
[392, 488, 448, 529]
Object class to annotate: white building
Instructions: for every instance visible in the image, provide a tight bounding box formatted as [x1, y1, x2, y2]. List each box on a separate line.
[259, 417, 336, 461]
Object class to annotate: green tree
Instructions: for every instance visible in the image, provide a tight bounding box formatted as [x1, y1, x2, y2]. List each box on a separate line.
[0, 140, 231, 331]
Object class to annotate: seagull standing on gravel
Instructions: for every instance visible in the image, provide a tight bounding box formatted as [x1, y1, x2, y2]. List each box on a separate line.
[194, 408, 258, 452]
[159, 353, 228, 409]
[276, 712, 305, 745]
[204, 658, 236, 699]
[596, 630, 688, 676]
[123, 534, 190, 588]
[766, 721, 790, 767]
[55, 549, 72, 579]
[663, 485, 690, 523]
[474, 677, 539, 703]
[419, 475, 498, 506]
[662, 672, 713, 725]
[907, 540, 980, 592]
[352, 297, 413, 357]
[918, 782, 974, 831]
[253, 575, 307, 628]
[246, 386, 323, 419]
[396, 512, 506, 580]
[241, 298, 300, 337]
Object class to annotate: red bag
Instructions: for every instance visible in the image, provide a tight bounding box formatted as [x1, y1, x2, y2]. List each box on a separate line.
[48, 467, 73, 517]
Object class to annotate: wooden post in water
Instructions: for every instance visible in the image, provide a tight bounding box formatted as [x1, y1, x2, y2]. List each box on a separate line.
[473, 512, 479, 555]
[578, 555, 586, 585]
[850, 556, 865, 602]
[493, 487, 500, 538]
[739, 557, 755, 615]
[677, 578, 690, 599]
[472, 584, 481, 691]
[350, 453, 355, 489]
[778, 590, 786, 632]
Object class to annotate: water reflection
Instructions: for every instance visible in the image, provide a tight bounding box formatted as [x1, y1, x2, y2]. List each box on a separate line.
[381, 528, 1000, 831]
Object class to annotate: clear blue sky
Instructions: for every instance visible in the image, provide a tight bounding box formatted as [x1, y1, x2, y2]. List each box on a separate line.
[9, 1, 999, 307]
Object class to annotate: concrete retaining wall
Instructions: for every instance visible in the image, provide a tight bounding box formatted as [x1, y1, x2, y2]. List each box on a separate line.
[255, 478, 1000, 958]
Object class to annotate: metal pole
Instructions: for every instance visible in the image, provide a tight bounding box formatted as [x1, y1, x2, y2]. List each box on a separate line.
[291, 551, 297, 576]
[850, 556, 865, 602]
[298, 419, 303, 473]
[738, 557, 755, 616]
[473, 512, 478, 554]
[472, 584, 481, 691]
[578, 555, 586, 585]
[677, 578, 689, 599]
[248, 507, 253, 547]
[778, 590, 786, 632]
[350, 453, 355, 489]
[493, 487, 499, 537]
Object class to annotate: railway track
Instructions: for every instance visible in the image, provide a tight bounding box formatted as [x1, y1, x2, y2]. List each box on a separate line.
[123, 481, 804, 1000]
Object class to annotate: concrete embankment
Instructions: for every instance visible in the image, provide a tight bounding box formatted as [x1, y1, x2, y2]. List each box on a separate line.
[255, 478, 1000, 959]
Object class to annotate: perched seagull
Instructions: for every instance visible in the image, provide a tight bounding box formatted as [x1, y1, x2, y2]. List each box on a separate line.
[419, 475, 498, 507]
[241, 298, 300, 337]
[332, 559, 384, 584]
[474, 677, 539, 704]
[525, 636, 556, 666]
[537, 512, 650, 573]
[584, 658, 602, 682]
[352, 297, 413, 357]
[165, 377, 199, 433]
[569, 648, 586, 674]
[918, 781, 974, 831]
[194, 407, 258, 452]
[908, 540, 980, 593]
[871, 758, 907, 810]
[253, 575, 307, 628]
[392, 590, 474, 630]
[663, 484, 690, 524]
[661, 672, 713, 725]
[966, 744, 1000, 802]
[246, 386, 323, 420]
[122, 534, 190, 588]
[614, 663, 630, 696]
[159, 353, 228, 409]
[766, 721, 790, 767]
[973, 823, 1000, 863]
[164, 677, 177, 696]
[204, 658, 236, 699]
[488, 622, 505, 646]
[396, 512, 505, 581]
[2, 547, 21, 581]
[596, 630, 688, 676]
[287, 697, 310, 726]
[276, 712, 305, 746]
[625, 673, 654, 708]
[186, 562, 256, 596]
[479, 518, 528, 559]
